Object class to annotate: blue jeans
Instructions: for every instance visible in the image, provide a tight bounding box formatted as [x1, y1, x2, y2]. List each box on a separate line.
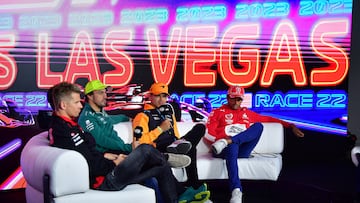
[143, 178, 164, 203]
[100, 144, 177, 203]
[213, 122, 263, 191]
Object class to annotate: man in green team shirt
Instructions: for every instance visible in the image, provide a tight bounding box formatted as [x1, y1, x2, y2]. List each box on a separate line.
[78, 80, 132, 154]
[78, 80, 191, 166]
[78, 79, 211, 203]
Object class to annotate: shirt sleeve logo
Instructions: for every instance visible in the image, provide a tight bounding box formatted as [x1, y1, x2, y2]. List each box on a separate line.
[85, 120, 94, 131]
[71, 132, 84, 146]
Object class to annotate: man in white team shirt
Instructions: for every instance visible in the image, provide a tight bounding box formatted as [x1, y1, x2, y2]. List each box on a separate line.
[205, 85, 304, 203]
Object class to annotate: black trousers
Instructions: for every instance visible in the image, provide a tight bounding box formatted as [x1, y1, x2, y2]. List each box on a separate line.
[181, 123, 206, 188]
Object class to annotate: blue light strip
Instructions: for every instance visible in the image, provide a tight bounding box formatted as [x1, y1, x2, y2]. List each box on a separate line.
[0, 138, 22, 160]
[263, 113, 347, 136]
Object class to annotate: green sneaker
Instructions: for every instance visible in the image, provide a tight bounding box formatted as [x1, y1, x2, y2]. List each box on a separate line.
[179, 187, 196, 203]
[190, 190, 211, 203]
[194, 183, 208, 194]
[178, 183, 210, 203]
[191, 184, 210, 203]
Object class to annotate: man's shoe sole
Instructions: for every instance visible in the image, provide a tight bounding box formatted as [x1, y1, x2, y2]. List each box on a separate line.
[212, 145, 223, 155]
[191, 191, 211, 203]
[167, 153, 191, 168]
[178, 191, 211, 203]
[167, 142, 192, 154]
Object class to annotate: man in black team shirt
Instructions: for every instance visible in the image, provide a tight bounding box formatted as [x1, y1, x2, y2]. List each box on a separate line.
[47, 82, 179, 202]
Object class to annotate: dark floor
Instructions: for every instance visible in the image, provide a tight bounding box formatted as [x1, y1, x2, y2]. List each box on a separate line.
[0, 128, 359, 203]
[208, 159, 357, 203]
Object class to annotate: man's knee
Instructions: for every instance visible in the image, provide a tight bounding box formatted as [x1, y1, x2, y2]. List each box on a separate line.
[253, 122, 264, 132]
[194, 123, 206, 133]
[137, 144, 156, 154]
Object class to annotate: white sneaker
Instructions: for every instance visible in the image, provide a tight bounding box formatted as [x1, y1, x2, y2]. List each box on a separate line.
[211, 139, 228, 154]
[230, 188, 242, 203]
[165, 153, 191, 168]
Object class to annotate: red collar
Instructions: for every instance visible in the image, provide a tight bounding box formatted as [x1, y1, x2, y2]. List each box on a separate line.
[55, 113, 78, 126]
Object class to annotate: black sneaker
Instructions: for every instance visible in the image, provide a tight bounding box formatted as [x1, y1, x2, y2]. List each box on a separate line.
[166, 139, 192, 154]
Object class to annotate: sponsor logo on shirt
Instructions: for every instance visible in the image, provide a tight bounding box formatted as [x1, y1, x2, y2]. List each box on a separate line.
[85, 120, 94, 131]
[225, 113, 233, 125]
[151, 113, 161, 121]
[71, 132, 84, 146]
[242, 113, 250, 124]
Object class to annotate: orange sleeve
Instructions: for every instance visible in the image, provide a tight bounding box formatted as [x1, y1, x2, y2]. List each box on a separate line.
[132, 112, 162, 147]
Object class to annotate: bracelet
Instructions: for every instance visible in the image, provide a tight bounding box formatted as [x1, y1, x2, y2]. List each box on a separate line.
[157, 126, 163, 133]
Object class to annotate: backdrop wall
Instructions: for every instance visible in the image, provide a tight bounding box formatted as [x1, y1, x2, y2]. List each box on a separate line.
[0, 0, 354, 190]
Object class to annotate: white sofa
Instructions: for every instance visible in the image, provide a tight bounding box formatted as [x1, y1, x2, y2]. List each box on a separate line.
[20, 131, 156, 203]
[114, 121, 284, 182]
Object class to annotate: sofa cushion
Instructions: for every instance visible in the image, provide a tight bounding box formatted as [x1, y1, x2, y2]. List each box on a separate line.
[114, 121, 284, 182]
[113, 121, 134, 144]
[196, 122, 284, 154]
[114, 122, 284, 154]
[251, 122, 284, 154]
[52, 184, 155, 203]
[194, 122, 284, 181]
[25, 181, 155, 203]
[196, 153, 282, 180]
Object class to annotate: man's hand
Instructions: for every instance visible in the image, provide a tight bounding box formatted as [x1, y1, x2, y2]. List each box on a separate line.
[113, 154, 127, 166]
[291, 125, 305, 137]
[104, 153, 118, 160]
[159, 119, 172, 132]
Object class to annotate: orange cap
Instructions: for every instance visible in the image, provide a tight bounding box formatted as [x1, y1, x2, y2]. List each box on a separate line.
[149, 82, 169, 95]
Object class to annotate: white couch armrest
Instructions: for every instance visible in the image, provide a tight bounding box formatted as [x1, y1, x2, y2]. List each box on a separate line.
[21, 132, 90, 197]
